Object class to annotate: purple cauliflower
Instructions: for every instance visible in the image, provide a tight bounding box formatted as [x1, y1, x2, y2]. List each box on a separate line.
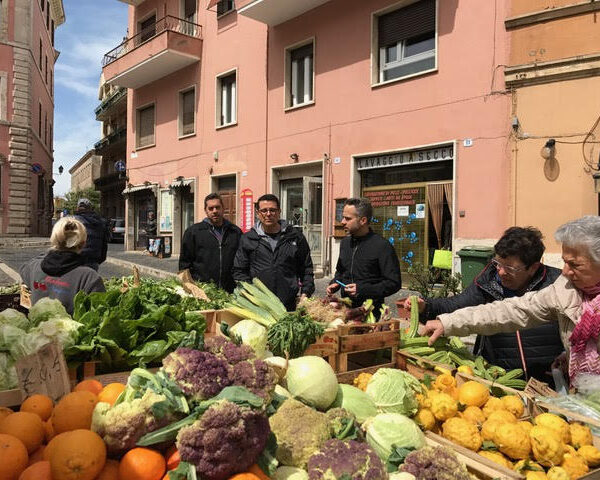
[162, 348, 232, 402]
[176, 399, 271, 480]
[307, 439, 387, 480]
[400, 446, 471, 480]
[204, 336, 256, 364]
[230, 357, 278, 402]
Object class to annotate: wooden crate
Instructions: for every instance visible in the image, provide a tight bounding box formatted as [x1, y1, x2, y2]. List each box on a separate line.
[0, 388, 23, 408]
[335, 319, 401, 373]
[335, 363, 395, 385]
[396, 349, 455, 380]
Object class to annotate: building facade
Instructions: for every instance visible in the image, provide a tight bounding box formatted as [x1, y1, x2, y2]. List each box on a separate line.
[0, 0, 64, 236]
[68, 149, 101, 192]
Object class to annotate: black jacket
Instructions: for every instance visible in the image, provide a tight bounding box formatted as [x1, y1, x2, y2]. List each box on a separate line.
[330, 229, 402, 314]
[179, 219, 242, 293]
[74, 211, 109, 268]
[423, 262, 564, 381]
[233, 222, 315, 311]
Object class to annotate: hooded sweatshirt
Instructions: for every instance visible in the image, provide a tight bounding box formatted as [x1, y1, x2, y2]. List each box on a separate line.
[74, 210, 109, 267]
[20, 250, 105, 314]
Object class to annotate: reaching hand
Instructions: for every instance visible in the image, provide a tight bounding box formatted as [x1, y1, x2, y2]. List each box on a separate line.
[326, 283, 340, 296]
[403, 296, 426, 313]
[344, 283, 358, 297]
[423, 319, 445, 345]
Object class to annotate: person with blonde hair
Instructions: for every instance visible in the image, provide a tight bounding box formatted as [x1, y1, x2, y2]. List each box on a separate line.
[20, 217, 105, 314]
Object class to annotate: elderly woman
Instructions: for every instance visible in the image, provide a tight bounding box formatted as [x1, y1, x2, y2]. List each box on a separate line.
[20, 217, 105, 314]
[424, 216, 600, 383]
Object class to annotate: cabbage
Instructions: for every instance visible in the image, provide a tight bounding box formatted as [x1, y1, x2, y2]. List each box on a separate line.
[0, 324, 26, 352]
[331, 383, 378, 423]
[0, 308, 29, 330]
[0, 352, 18, 391]
[284, 356, 338, 410]
[10, 332, 52, 358]
[30, 316, 82, 350]
[365, 368, 422, 416]
[28, 298, 68, 326]
[365, 413, 425, 460]
[230, 319, 268, 358]
[273, 466, 309, 480]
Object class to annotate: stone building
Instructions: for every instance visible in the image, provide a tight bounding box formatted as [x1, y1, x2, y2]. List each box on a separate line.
[68, 149, 101, 192]
[0, 0, 65, 236]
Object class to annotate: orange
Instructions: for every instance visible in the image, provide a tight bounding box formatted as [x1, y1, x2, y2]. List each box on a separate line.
[165, 445, 180, 471]
[18, 460, 51, 480]
[20, 394, 54, 421]
[73, 379, 103, 396]
[248, 464, 271, 480]
[97, 383, 126, 406]
[96, 459, 120, 480]
[0, 412, 45, 453]
[49, 429, 106, 480]
[51, 391, 98, 434]
[43, 420, 54, 443]
[228, 474, 262, 480]
[119, 447, 166, 480]
[0, 407, 13, 422]
[28, 445, 45, 466]
[43, 431, 68, 461]
[0, 433, 29, 480]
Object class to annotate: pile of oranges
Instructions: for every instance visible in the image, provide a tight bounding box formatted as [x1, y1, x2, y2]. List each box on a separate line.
[0, 379, 177, 480]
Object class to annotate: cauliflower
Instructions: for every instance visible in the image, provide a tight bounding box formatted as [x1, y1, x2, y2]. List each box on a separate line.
[569, 423, 593, 449]
[325, 408, 362, 441]
[500, 395, 524, 418]
[400, 445, 472, 480]
[429, 392, 458, 421]
[442, 417, 482, 451]
[414, 409, 436, 431]
[560, 453, 589, 480]
[229, 356, 278, 403]
[535, 413, 571, 445]
[460, 406, 485, 426]
[176, 399, 270, 480]
[530, 425, 565, 467]
[269, 398, 330, 469]
[306, 439, 386, 480]
[577, 445, 600, 467]
[91, 390, 178, 456]
[477, 450, 513, 469]
[494, 423, 531, 460]
[204, 336, 256, 364]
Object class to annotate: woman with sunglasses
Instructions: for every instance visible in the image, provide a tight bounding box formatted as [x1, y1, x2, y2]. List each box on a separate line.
[405, 226, 563, 383]
[424, 216, 600, 385]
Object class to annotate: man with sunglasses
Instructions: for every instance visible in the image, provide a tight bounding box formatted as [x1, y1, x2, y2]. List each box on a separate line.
[404, 226, 563, 382]
[233, 193, 315, 311]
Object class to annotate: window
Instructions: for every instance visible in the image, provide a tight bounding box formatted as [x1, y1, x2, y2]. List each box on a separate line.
[136, 104, 155, 148]
[182, 0, 197, 34]
[45, 55, 48, 83]
[49, 122, 52, 149]
[286, 42, 314, 108]
[40, 0, 43, 12]
[139, 14, 156, 44]
[44, 112, 47, 145]
[50, 70, 53, 95]
[38, 103, 42, 137]
[51, 20, 55, 45]
[376, 0, 436, 83]
[217, 72, 236, 127]
[37, 175, 45, 210]
[46, 1, 49, 30]
[39, 39, 42, 67]
[217, 0, 235, 17]
[179, 87, 195, 137]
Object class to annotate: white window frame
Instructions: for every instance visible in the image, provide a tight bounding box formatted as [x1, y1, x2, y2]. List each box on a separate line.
[371, 0, 438, 88]
[178, 85, 196, 138]
[136, 101, 156, 149]
[284, 38, 315, 111]
[215, 68, 237, 129]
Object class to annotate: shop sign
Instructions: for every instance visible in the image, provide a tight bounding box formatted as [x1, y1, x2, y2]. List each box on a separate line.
[356, 145, 453, 171]
[16, 342, 71, 402]
[240, 188, 254, 233]
[363, 187, 421, 207]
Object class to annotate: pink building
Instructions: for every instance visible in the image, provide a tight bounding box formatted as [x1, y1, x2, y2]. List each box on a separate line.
[0, 0, 64, 236]
[104, 0, 513, 275]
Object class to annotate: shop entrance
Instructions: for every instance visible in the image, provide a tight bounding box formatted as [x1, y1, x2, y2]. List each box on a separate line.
[134, 192, 157, 250]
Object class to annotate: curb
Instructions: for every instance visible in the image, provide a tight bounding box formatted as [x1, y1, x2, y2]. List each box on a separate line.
[105, 256, 176, 279]
[0, 262, 21, 282]
[0, 241, 50, 248]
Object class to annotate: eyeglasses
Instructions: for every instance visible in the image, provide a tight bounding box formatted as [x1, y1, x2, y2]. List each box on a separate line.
[491, 258, 526, 275]
[258, 208, 279, 214]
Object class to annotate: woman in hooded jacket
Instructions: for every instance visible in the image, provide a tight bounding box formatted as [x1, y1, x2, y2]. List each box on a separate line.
[20, 217, 105, 314]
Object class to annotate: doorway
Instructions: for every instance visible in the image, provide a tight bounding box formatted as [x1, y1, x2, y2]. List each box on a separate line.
[216, 175, 237, 224]
[134, 192, 157, 250]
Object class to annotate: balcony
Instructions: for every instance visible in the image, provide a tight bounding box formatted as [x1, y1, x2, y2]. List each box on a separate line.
[94, 126, 127, 153]
[117, 0, 146, 6]
[95, 88, 127, 121]
[102, 16, 202, 89]
[236, 0, 331, 26]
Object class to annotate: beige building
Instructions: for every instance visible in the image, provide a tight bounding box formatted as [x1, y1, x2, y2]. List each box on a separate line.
[69, 149, 101, 191]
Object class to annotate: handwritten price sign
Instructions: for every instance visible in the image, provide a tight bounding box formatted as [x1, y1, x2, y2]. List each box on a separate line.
[16, 342, 71, 402]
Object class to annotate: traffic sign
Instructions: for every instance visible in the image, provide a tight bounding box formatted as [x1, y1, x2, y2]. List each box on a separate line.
[115, 160, 126, 172]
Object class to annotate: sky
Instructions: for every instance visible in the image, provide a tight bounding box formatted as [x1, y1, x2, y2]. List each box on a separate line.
[52, 0, 128, 196]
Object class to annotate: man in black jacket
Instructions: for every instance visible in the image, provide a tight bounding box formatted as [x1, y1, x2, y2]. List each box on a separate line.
[405, 226, 563, 382]
[326, 198, 401, 317]
[179, 193, 242, 293]
[233, 194, 314, 311]
[73, 198, 109, 271]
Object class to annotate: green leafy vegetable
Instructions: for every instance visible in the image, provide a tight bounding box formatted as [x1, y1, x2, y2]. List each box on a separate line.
[267, 308, 325, 358]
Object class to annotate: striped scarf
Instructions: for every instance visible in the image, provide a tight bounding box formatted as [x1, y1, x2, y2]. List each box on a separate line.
[568, 281, 600, 383]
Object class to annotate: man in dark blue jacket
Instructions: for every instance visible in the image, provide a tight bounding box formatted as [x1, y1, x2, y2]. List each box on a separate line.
[179, 193, 242, 293]
[74, 198, 109, 271]
[405, 226, 563, 382]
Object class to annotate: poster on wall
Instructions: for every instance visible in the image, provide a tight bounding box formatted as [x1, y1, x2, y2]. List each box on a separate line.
[159, 190, 173, 232]
[240, 188, 254, 233]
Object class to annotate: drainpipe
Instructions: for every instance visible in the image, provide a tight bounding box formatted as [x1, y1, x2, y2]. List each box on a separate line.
[264, 28, 269, 193]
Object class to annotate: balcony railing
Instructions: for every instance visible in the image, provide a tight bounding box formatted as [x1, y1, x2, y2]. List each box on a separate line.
[102, 15, 202, 67]
[95, 88, 127, 118]
[94, 126, 127, 152]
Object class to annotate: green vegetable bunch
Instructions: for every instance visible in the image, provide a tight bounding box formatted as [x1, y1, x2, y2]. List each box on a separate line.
[267, 308, 325, 359]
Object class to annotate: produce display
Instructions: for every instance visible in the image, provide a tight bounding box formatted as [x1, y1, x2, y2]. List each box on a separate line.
[0, 284, 20, 295]
[299, 296, 391, 326]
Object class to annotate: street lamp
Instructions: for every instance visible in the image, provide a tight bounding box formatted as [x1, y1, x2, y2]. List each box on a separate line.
[54, 165, 64, 175]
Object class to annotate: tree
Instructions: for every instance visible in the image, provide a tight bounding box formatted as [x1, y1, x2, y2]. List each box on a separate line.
[63, 188, 101, 214]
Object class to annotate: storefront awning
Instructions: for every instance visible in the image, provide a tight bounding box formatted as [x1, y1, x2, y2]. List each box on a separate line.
[169, 178, 194, 189]
[122, 183, 158, 195]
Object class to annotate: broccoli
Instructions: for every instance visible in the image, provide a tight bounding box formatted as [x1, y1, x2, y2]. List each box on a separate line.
[205, 336, 256, 364]
[399, 446, 472, 480]
[307, 439, 387, 480]
[325, 408, 363, 442]
[162, 347, 233, 402]
[269, 398, 331, 469]
[230, 357, 279, 402]
[176, 399, 270, 480]
[91, 389, 179, 456]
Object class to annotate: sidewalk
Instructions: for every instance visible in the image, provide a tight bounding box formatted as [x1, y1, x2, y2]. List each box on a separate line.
[105, 246, 179, 279]
[0, 237, 50, 248]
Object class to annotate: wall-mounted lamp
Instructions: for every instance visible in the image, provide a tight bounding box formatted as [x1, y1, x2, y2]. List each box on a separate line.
[290, 153, 299, 163]
[540, 139, 556, 160]
[53, 165, 64, 175]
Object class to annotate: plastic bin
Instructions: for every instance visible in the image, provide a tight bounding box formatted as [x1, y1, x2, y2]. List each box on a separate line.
[457, 246, 494, 289]
[148, 236, 171, 258]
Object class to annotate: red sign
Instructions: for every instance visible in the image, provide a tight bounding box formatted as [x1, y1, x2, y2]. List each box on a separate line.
[240, 188, 254, 233]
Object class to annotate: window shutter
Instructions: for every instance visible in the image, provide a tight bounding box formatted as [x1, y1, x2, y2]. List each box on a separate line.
[378, 0, 436, 46]
[291, 43, 313, 62]
[138, 105, 155, 147]
[182, 90, 195, 135]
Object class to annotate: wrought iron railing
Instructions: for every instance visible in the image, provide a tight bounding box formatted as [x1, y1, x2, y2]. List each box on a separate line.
[102, 15, 202, 67]
[94, 126, 127, 151]
[95, 88, 127, 118]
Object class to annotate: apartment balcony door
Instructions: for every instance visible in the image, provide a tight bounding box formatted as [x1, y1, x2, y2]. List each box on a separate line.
[181, 0, 197, 35]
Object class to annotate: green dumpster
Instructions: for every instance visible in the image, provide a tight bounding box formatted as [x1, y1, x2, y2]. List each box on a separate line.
[457, 246, 495, 289]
